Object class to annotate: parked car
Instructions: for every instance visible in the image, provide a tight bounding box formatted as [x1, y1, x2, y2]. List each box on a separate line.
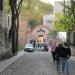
[24, 44, 34, 52]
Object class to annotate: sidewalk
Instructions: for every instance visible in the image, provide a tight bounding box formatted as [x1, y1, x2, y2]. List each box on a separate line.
[0, 50, 25, 73]
[69, 46, 75, 61]
[70, 56, 75, 61]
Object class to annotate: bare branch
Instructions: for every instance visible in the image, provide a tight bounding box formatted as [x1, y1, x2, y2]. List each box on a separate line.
[17, 0, 23, 12]
[18, 3, 22, 15]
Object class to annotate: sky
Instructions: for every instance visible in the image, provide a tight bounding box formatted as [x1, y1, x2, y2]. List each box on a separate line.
[40, 0, 64, 5]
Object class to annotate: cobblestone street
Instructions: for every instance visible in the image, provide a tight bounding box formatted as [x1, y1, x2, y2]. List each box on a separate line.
[0, 51, 75, 75]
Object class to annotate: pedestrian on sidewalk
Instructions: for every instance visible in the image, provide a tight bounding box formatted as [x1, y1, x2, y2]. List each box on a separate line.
[55, 43, 71, 75]
[62, 42, 71, 75]
[50, 40, 57, 63]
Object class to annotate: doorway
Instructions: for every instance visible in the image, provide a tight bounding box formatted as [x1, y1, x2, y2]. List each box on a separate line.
[37, 35, 44, 43]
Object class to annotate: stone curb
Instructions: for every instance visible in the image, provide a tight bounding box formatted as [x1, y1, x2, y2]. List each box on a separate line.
[0, 50, 25, 73]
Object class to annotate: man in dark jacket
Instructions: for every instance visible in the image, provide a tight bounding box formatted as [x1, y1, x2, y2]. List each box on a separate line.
[62, 43, 71, 75]
[55, 43, 71, 75]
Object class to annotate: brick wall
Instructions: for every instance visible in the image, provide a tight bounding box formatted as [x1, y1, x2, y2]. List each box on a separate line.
[19, 20, 28, 46]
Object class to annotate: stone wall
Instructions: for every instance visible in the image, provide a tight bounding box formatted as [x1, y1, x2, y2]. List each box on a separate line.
[0, 12, 12, 60]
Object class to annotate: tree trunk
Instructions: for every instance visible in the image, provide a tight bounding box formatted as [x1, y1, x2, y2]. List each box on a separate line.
[11, 7, 17, 55]
[9, 0, 23, 54]
[16, 15, 19, 51]
[0, 0, 3, 11]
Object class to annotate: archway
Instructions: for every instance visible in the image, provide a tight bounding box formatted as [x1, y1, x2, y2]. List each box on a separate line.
[31, 25, 50, 44]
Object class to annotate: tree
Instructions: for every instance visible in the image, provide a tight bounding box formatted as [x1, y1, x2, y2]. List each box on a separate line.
[54, 12, 74, 31]
[6, 0, 53, 54]
[21, 0, 53, 28]
[54, 0, 75, 44]
[50, 30, 57, 39]
[28, 18, 38, 29]
[9, 0, 23, 54]
[0, 0, 3, 11]
[5, 0, 11, 13]
[6, 0, 53, 29]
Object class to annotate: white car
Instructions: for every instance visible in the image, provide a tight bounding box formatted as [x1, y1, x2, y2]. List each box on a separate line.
[24, 44, 34, 52]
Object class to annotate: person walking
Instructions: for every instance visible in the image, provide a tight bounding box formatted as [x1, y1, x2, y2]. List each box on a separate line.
[55, 44, 64, 71]
[62, 43, 71, 75]
[51, 40, 57, 62]
[55, 43, 71, 75]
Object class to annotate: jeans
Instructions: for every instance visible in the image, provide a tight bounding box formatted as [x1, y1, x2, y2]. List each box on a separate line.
[58, 57, 70, 75]
[62, 58, 70, 74]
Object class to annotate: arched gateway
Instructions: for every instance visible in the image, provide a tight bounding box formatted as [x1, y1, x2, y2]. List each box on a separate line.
[30, 25, 50, 44]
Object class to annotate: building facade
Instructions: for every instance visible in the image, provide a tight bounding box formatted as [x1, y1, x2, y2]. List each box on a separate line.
[18, 14, 56, 46]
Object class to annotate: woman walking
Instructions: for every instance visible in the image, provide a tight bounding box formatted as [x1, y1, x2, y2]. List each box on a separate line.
[51, 40, 57, 62]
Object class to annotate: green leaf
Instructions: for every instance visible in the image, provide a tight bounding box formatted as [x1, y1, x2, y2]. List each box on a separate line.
[21, 0, 53, 28]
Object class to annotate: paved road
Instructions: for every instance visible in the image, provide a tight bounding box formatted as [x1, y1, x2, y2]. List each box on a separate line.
[0, 51, 75, 75]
